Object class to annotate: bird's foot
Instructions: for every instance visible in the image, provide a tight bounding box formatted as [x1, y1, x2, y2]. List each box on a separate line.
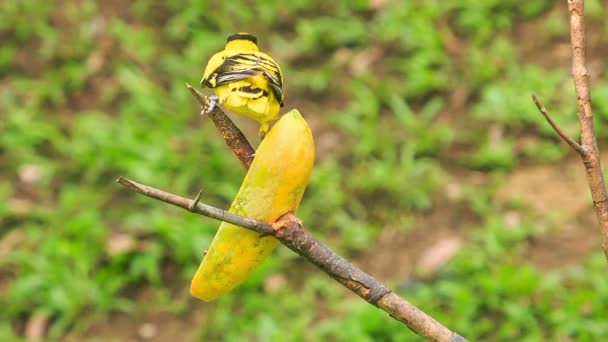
[201, 95, 219, 115]
[258, 124, 269, 140]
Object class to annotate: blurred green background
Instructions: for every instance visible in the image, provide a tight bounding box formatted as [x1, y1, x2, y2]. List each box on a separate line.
[2, 0, 608, 341]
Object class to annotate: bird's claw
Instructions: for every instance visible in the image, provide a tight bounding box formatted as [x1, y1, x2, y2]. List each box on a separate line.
[258, 123, 270, 140]
[201, 95, 219, 115]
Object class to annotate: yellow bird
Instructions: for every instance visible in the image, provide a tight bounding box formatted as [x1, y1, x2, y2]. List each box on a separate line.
[201, 33, 284, 137]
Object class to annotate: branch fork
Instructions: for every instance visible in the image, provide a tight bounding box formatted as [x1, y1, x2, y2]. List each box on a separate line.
[532, 0, 608, 258]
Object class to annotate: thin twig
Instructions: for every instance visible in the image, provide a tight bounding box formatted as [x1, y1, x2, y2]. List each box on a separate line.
[531, 94, 584, 154]
[116, 176, 467, 342]
[117, 177, 274, 235]
[186, 84, 255, 169]
[567, 0, 608, 258]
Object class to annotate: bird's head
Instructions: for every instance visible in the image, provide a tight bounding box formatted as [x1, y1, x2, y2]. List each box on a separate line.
[224, 32, 259, 52]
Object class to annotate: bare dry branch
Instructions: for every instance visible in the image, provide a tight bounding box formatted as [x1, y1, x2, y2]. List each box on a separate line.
[116, 176, 467, 342]
[187, 84, 255, 169]
[567, 0, 608, 257]
[533, 0, 608, 258]
[531, 95, 584, 154]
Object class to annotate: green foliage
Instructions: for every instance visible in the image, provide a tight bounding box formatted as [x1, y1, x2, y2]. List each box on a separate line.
[1, 0, 608, 340]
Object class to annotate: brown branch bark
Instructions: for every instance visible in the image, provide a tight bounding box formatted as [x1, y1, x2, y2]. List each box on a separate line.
[533, 1, 608, 258]
[117, 177, 466, 342]
[186, 84, 255, 169]
[567, 0, 608, 258]
[531, 95, 584, 154]
[115, 86, 469, 341]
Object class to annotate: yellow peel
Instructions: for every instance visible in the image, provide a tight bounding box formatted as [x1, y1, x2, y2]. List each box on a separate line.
[190, 110, 315, 301]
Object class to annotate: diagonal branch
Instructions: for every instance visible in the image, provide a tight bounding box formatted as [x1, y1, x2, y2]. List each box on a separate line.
[531, 95, 584, 155]
[116, 176, 467, 342]
[116, 86, 470, 341]
[187, 84, 255, 169]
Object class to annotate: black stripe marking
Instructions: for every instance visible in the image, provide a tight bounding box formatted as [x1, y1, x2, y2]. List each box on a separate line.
[205, 53, 284, 105]
[233, 86, 265, 99]
[227, 33, 257, 44]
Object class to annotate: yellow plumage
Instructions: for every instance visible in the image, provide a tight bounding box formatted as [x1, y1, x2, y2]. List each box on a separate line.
[201, 33, 284, 137]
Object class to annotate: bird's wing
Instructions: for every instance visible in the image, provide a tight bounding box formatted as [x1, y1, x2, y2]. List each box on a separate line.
[203, 52, 284, 106]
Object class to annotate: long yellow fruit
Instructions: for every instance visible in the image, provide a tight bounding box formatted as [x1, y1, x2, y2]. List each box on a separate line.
[190, 110, 315, 301]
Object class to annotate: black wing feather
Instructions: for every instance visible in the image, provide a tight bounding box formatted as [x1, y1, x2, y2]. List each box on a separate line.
[207, 53, 283, 106]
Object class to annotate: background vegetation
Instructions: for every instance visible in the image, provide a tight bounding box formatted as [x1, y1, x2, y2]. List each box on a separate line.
[2, 0, 608, 340]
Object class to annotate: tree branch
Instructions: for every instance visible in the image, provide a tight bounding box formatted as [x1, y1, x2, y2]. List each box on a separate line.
[115, 86, 469, 341]
[531, 95, 584, 154]
[117, 176, 466, 342]
[568, 0, 608, 258]
[533, 0, 608, 258]
[186, 84, 255, 169]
